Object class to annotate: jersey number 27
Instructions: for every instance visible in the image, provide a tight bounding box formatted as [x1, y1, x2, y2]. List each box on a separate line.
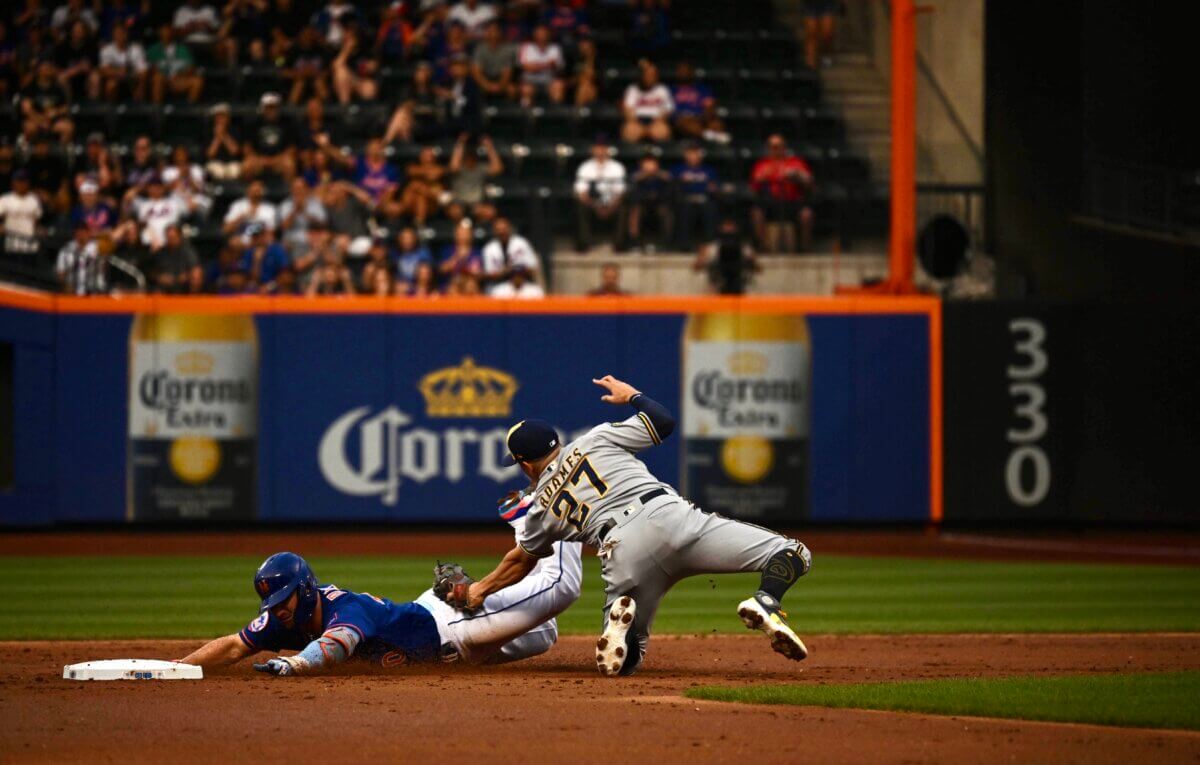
[549, 457, 608, 532]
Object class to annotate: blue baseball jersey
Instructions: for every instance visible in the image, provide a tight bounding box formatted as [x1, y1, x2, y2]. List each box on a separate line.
[238, 585, 441, 668]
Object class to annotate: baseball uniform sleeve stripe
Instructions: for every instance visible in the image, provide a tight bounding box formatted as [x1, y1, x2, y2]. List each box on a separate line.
[237, 630, 255, 649]
[636, 412, 661, 445]
[519, 540, 554, 559]
[327, 621, 366, 641]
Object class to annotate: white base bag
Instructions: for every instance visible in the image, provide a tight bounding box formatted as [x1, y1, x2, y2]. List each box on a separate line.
[63, 659, 203, 681]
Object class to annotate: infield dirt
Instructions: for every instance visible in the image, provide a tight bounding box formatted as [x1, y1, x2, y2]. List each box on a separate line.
[3, 633, 1200, 764]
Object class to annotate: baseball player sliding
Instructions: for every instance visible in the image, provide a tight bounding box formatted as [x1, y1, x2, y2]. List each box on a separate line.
[444, 375, 812, 677]
[178, 497, 581, 675]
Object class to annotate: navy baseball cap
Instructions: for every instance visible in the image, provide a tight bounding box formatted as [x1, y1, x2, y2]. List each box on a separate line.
[504, 419, 560, 465]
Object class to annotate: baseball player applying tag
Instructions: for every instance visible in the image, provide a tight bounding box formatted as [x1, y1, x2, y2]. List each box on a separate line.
[456, 375, 812, 677]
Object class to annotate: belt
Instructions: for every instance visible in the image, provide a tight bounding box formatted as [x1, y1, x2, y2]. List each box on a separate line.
[597, 488, 670, 542]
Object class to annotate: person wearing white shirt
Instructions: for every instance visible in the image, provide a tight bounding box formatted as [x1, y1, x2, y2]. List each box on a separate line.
[574, 137, 627, 252]
[448, 0, 497, 40]
[128, 175, 196, 250]
[0, 172, 43, 263]
[490, 269, 545, 299]
[98, 26, 148, 102]
[621, 61, 674, 143]
[481, 217, 542, 296]
[222, 180, 279, 244]
[517, 24, 565, 107]
[173, 0, 221, 45]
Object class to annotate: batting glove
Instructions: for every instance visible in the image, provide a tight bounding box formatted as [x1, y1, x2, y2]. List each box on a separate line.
[253, 657, 297, 676]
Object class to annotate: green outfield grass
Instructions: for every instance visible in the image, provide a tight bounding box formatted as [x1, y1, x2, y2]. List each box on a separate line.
[2, 554, 1199, 639]
[686, 672, 1200, 731]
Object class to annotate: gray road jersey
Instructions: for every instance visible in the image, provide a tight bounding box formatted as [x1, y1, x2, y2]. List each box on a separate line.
[518, 413, 667, 557]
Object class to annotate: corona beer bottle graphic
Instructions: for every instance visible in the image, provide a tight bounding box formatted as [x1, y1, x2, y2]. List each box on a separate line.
[127, 313, 258, 520]
[681, 313, 809, 521]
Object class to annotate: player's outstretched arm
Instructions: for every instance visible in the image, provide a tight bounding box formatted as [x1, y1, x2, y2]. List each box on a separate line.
[466, 545, 540, 609]
[178, 633, 256, 670]
[253, 625, 362, 677]
[593, 375, 676, 442]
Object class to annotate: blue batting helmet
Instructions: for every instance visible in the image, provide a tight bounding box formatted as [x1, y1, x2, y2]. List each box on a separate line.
[254, 552, 319, 627]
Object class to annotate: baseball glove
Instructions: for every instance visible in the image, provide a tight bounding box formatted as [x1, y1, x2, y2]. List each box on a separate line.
[433, 561, 479, 612]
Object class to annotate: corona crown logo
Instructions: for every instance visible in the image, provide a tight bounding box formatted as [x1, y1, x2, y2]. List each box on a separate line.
[173, 350, 215, 375]
[418, 357, 519, 417]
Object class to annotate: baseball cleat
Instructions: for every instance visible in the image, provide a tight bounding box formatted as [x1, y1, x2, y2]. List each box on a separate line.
[738, 591, 808, 661]
[596, 596, 636, 677]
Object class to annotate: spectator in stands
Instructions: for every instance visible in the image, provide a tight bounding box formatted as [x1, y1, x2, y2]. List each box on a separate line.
[749, 134, 814, 253]
[490, 266, 543, 299]
[573, 135, 626, 252]
[431, 21, 471, 83]
[446, 133, 502, 225]
[50, 0, 97, 39]
[296, 96, 341, 162]
[313, 1, 361, 49]
[449, 0, 496, 41]
[97, 23, 147, 101]
[206, 241, 242, 292]
[154, 223, 203, 293]
[0, 144, 12, 194]
[626, 152, 673, 251]
[72, 179, 118, 237]
[173, 0, 221, 50]
[374, 2, 413, 62]
[383, 62, 442, 144]
[803, 0, 839, 70]
[278, 177, 328, 255]
[400, 146, 447, 226]
[448, 270, 483, 296]
[394, 226, 433, 291]
[100, 0, 148, 43]
[481, 216, 541, 296]
[126, 173, 196, 251]
[587, 262, 629, 296]
[359, 237, 393, 293]
[437, 219, 482, 288]
[55, 222, 105, 294]
[323, 181, 373, 256]
[305, 252, 356, 296]
[543, 0, 589, 45]
[0, 171, 43, 266]
[124, 135, 160, 193]
[568, 34, 598, 106]
[268, 0, 304, 61]
[75, 133, 122, 194]
[238, 220, 290, 289]
[671, 61, 728, 143]
[407, 261, 440, 297]
[242, 92, 297, 181]
[25, 134, 71, 215]
[443, 54, 483, 138]
[629, 0, 670, 56]
[221, 0, 270, 65]
[223, 179, 278, 241]
[283, 26, 329, 104]
[269, 265, 300, 295]
[204, 103, 242, 180]
[621, 61, 673, 143]
[21, 60, 74, 143]
[53, 21, 97, 102]
[0, 23, 19, 100]
[347, 137, 400, 206]
[517, 24, 564, 107]
[673, 141, 718, 250]
[694, 216, 760, 295]
[332, 30, 379, 105]
[472, 21, 516, 102]
[147, 23, 203, 103]
[162, 144, 211, 220]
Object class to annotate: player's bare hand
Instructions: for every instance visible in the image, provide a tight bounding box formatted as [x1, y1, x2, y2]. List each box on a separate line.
[466, 582, 486, 611]
[592, 375, 640, 405]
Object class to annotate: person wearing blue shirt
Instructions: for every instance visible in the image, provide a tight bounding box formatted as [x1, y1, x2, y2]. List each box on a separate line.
[671, 62, 729, 143]
[672, 142, 719, 250]
[394, 226, 433, 289]
[238, 222, 291, 289]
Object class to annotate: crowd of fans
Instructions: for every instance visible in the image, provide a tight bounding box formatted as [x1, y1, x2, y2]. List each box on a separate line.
[0, 0, 821, 298]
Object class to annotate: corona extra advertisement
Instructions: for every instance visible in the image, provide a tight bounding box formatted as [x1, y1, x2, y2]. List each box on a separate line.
[681, 313, 810, 521]
[126, 313, 258, 520]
